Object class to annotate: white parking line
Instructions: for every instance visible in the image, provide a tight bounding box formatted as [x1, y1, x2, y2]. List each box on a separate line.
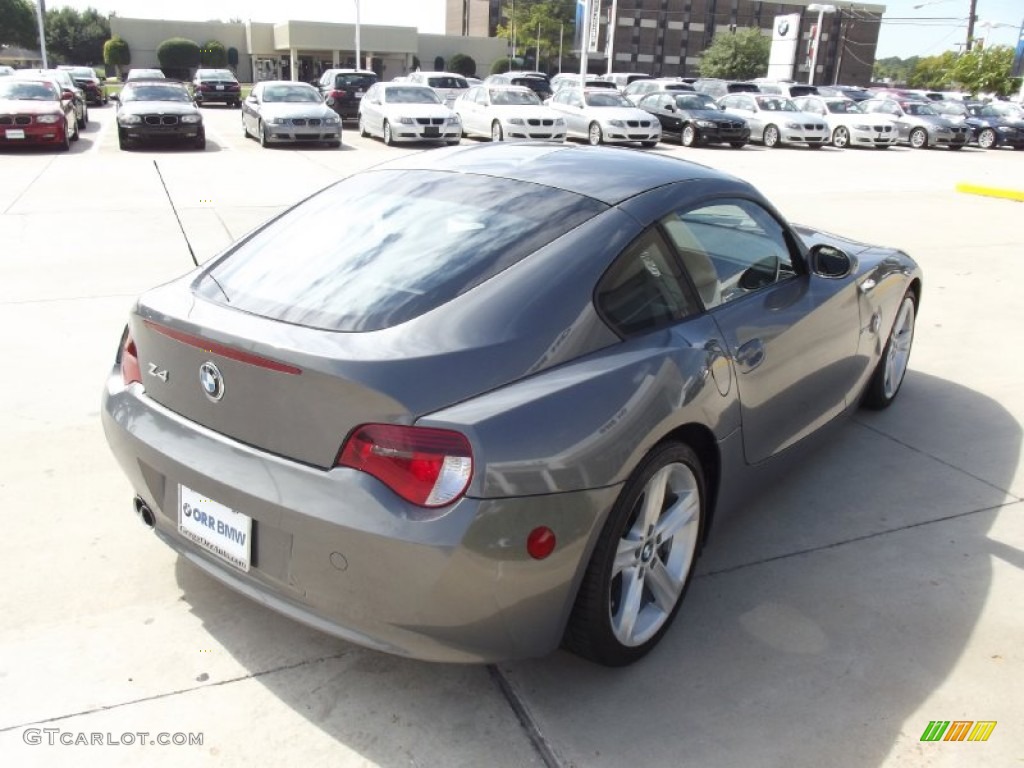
[86, 112, 112, 155]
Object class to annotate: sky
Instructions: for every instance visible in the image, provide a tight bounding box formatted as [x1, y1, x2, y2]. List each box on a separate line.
[51, 0, 1023, 60]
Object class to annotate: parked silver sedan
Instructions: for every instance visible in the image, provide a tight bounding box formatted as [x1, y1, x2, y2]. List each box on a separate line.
[548, 86, 661, 146]
[718, 93, 828, 148]
[454, 84, 565, 142]
[241, 81, 341, 148]
[357, 83, 461, 145]
[792, 95, 897, 149]
[102, 143, 921, 667]
[859, 98, 970, 150]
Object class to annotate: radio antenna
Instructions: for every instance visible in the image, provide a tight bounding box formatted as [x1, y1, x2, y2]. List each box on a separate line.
[153, 160, 199, 267]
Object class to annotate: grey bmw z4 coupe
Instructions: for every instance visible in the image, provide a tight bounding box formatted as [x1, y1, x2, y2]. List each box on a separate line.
[102, 143, 921, 666]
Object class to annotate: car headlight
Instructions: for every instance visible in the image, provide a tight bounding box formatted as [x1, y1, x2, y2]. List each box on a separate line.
[608, 119, 625, 128]
[118, 114, 141, 125]
[696, 120, 716, 129]
[553, 118, 565, 126]
[35, 114, 61, 124]
[853, 124, 870, 130]
[180, 114, 201, 124]
[508, 118, 525, 125]
[324, 116, 340, 125]
[445, 116, 459, 125]
[785, 121, 801, 129]
[270, 117, 288, 125]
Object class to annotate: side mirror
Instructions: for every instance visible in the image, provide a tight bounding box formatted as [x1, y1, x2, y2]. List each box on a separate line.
[325, 96, 335, 106]
[109, 93, 119, 102]
[62, 89, 75, 100]
[665, 103, 677, 112]
[809, 243, 853, 279]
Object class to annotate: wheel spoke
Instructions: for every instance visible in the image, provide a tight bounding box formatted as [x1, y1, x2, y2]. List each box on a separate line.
[613, 537, 638, 575]
[613, 567, 644, 641]
[653, 490, 699, 542]
[646, 557, 683, 612]
[639, 467, 669, 533]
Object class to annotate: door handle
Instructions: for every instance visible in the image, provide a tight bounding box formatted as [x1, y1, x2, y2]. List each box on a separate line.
[734, 339, 765, 371]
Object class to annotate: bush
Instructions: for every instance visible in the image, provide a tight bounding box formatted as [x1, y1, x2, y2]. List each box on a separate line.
[200, 40, 227, 68]
[448, 53, 476, 78]
[227, 46, 239, 69]
[490, 57, 513, 75]
[103, 36, 131, 78]
[157, 37, 201, 79]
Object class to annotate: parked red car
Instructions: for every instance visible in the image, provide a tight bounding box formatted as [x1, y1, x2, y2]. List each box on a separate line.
[0, 78, 78, 151]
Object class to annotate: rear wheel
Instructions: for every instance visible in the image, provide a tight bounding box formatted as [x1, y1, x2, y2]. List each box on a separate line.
[977, 128, 996, 149]
[863, 291, 917, 409]
[681, 123, 697, 147]
[763, 123, 780, 148]
[832, 126, 850, 148]
[588, 121, 603, 146]
[909, 127, 928, 149]
[564, 441, 704, 666]
[491, 120, 503, 142]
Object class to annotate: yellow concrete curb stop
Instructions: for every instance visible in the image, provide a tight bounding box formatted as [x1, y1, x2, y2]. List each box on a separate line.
[955, 182, 1024, 202]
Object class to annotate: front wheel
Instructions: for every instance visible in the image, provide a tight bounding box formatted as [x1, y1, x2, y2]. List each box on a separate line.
[564, 442, 704, 666]
[358, 117, 368, 138]
[258, 120, 269, 148]
[588, 121, 603, 146]
[491, 121, 503, 142]
[863, 291, 917, 410]
[909, 127, 928, 149]
[383, 120, 395, 145]
[193, 128, 206, 150]
[832, 126, 850, 148]
[977, 128, 996, 149]
[681, 124, 697, 147]
[763, 123, 780, 148]
[117, 127, 129, 150]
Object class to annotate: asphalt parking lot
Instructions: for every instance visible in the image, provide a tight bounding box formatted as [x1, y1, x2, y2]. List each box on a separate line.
[1, 102, 1022, 767]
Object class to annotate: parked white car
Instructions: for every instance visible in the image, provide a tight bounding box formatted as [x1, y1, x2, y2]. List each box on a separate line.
[454, 85, 566, 142]
[357, 83, 461, 146]
[407, 71, 469, 107]
[718, 93, 828, 148]
[792, 95, 897, 149]
[548, 86, 661, 146]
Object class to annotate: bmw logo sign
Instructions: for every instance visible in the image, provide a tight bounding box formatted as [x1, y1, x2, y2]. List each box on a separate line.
[777, 19, 790, 36]
[199, 361, 225, 401]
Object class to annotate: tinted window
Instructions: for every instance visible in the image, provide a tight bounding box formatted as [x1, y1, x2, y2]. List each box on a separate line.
[197, 171, 607, 332]
[384, 86, 440, 104]
[121, 84, 192, 102]
[336, 73, 376, 88]
[597, 229, 696, 336]
[427, 76, 468, 89]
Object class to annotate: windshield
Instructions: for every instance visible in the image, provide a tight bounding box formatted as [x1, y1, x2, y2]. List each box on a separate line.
[755, 96, 797, 112]
[585, 92, 631, 107]
[826, 101, 862, 114]
[262, 84, 321, 103]
[384, 86, 440, 104]
[0, 80, 57, 100]
[903, 102, 937, 116]
[491, 88, 540, 106]
[196, 170, 606, 332]
[427, 76, 468, 89]
[121, 84, 192, 102]
[676, 94, 717, 110]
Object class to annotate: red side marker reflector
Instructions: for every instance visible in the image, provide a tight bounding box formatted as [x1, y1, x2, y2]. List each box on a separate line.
[527, 527, 556, 560]
[144, 320, 302, 375]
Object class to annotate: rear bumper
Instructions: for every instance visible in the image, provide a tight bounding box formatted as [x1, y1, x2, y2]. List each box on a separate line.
[101, 374, 617, 662]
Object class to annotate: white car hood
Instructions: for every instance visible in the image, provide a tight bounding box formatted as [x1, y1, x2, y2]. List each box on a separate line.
[259, 103, 334, 120]
[380, 103, 455, 119]
[585, 107, 656, 124]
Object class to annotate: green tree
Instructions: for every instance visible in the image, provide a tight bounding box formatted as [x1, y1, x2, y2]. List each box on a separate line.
[698, 28, 770, 80]
[950, 45, 1021, 97]
[200, 39, 227, 67]
[872, 56, 919, 85]
[157, 37, 200, 79]
[103, 36, 130, 78]
[43, 6, 110, 64]
[496, 0, 575, 74]
[0, 0, 38, 49]
[908, 51, 958, 90]
[448, 53, 477, 77]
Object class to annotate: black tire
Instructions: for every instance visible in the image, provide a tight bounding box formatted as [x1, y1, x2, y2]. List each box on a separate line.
[564, 441, 705, 666]
[77, 109, 87, 130]
[977, 128, 996, 149]
[862, 290, 917, 410]
[259, 120, 269, 148]
[909, 127, 928, 149]
[491, 120, 503, 142]
[587, 121, 603, 146]
[948, 144, 964, 151]
[58, 122, 71, 152]
[763, 123, 780, 148]
[358, 117, 369, 138]
[242, 116, 249, 138]
[875, 144, 890, 150]
[681, 123, 697, 147]
[447, 139, 460, 146]
[328, 140, 342, 148]
[117, 128, 129, 150]
[806, 142, 825, 149]
[832, 126, 850, 148]
[194, 129, 206, 150]
[729, 141, 746, 149]
[383, 120, 394, 146]
[70, 119, 80, 142]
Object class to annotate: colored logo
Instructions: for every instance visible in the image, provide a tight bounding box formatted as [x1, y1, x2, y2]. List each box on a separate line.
[199, 361, 225, 401]
[920, 720, 996, 742]
[777, 19, 790, 36]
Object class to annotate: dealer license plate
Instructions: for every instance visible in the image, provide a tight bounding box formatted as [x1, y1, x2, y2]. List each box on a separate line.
[216, 85, 225, 90]
[5, 129, 25, 140]
[178, 485, 252, 571]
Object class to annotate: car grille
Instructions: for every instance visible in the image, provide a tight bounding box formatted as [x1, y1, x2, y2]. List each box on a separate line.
[527, 119, 555, 126]
[290, 119, 322, 127]
[416, 118, 445, 126]
[625, 120, 652, 128]
[873, 125, 892, 132]
[145, 115, 179, 126]
[804, 123, 825, 130]
[0, 116, 33, 125]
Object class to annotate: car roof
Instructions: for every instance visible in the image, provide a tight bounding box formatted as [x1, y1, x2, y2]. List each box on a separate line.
[369, 143, 730, 206]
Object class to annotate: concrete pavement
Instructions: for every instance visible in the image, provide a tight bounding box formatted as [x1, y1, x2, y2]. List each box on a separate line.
[0, 104, 1020, 766]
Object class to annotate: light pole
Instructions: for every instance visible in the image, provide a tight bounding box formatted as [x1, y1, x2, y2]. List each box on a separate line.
[806, 4, 836, 85]
[35, 0, 48, 69]
[606, 0, 618, 75]
[354, 0, 361, 70]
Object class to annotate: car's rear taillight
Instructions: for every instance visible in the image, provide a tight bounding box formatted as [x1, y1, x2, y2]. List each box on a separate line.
[331, 89, 347, 99]
[338, 424, 473, 508]
[120, 327, 142, 386]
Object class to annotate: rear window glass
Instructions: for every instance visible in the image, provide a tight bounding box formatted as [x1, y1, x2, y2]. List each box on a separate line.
[427, 76, 468, 89]
[196, 170, 606, 332]
[336, 73, 376, 88]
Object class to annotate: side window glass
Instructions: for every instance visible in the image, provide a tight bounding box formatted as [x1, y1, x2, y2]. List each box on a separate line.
[662, 200, 795, 309]
[596, 229, 696, 336]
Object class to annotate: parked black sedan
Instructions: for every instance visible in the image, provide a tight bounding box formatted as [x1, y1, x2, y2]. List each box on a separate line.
[112, 80, 205, 150]
[637, 91, 750, 148]
[963, 103, 1024, 150]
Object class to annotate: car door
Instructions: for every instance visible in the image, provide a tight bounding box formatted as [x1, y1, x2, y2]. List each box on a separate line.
[655, 94, 683, 137]
[457, 86, 483, 136]
[362, 84, 382, 135]
[241, 85, 260, 134]
[660, 199, 862, 464]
